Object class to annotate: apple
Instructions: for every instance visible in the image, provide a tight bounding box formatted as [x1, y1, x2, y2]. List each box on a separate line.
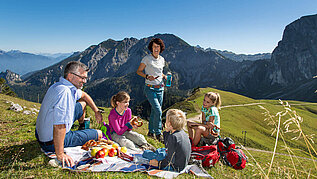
[108, 148, 115, 157]
[102, 148, 109, 156]
[95, 150, 106, 159]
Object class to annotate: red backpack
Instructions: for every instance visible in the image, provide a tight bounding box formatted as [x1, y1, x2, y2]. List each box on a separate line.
[191, 145, 220, 167]
[217, 137, 248, 170]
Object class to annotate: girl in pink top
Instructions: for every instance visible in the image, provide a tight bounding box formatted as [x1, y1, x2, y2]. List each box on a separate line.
[108, 91, 155, 151]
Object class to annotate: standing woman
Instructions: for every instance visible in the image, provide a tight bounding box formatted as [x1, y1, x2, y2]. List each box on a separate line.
[136, 38, 167, 143]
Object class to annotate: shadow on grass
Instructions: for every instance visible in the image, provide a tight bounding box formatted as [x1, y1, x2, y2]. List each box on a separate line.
[0, 140, 45, 168]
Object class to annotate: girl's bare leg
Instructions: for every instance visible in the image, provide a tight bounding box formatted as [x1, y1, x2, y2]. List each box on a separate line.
[187, 121, 194, 139]
[193, 126, 207, 146]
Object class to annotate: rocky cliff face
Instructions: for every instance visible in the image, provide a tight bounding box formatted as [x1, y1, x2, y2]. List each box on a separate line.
[233, 14, 317, 102]
[268, 14, 317, 86]
[0, 70, 21, 84]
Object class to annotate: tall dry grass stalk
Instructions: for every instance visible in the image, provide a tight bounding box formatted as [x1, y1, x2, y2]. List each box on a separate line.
[240, 145, 268, 178]
[259, 100, 317, 178]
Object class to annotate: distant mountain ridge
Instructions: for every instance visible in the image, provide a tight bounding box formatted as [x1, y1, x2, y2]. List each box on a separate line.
[0, 50, 72, 75]
[211, 49, 271, 62]
[194, 46, 271, 61]
[11, 34, 254, 104]
[9, 14, 317, 104]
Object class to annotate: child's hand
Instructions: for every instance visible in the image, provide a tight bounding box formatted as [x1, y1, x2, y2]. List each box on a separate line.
[206, 121, 215, 129]
[130, 116, 143, 129]
[132, 124, 139, 129]
[149, 159, 158, 166]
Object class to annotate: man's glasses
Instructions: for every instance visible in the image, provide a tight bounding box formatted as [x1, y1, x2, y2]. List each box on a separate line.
[71, 72, 88, 80]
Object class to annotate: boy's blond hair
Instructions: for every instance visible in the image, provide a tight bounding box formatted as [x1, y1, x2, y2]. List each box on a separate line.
[166, 109, 186, 131]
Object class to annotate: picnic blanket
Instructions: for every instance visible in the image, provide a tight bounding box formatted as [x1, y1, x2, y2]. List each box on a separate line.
[43, 146, 213, 178]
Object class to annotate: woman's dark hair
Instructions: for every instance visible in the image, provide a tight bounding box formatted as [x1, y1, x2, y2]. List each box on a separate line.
[148, 38, 165, 53]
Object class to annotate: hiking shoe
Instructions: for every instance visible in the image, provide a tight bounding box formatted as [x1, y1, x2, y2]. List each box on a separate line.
[147, 132, 155, 139]
[140, 143, 156, 152]
[155, 134, 164, 143]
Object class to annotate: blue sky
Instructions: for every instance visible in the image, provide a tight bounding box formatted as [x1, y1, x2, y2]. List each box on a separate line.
[0, 0, 316, 54]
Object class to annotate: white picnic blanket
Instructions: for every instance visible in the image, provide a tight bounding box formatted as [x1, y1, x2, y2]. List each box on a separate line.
[44, 146, 213, 178]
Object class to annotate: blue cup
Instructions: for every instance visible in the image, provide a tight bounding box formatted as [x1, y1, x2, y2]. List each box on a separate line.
[84, 117, 90, 129]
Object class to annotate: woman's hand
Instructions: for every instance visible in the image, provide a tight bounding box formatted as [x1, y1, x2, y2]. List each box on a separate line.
[163, 74, 167, 80]
[148, 75, 159, 81]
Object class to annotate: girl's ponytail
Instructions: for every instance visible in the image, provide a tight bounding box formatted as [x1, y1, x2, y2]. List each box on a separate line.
[214, 92, 221, 110]
[110, 95, 117, 108]
[110, 91, 130, 108]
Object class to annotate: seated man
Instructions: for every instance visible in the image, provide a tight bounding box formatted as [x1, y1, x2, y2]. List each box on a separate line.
[35, 61, 103, 167]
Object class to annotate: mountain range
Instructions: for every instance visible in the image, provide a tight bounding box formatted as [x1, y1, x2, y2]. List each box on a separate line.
[210, 49, 271, 62]
[7, 14, 317, 106]
[0, 50, 72, 75]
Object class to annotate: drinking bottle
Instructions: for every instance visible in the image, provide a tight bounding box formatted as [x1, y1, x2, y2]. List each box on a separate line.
[166, 72, 172, 87]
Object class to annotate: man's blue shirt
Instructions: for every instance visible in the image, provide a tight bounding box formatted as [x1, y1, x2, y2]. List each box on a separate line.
[36, 77, 82, 142]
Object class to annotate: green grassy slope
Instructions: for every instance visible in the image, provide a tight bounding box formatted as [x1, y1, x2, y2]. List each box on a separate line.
[171, 87, 317, 158]
[0, 89, 316, 178]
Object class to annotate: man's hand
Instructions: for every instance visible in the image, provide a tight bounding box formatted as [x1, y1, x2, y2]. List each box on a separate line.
[81, 91, 103, 124]
[53, 124, 74, 167]
[57, 152, 75, 167]
[95, 111, 103, 124]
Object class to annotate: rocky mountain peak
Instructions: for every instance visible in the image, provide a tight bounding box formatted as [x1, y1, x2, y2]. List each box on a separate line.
[269, 14, 317, 85]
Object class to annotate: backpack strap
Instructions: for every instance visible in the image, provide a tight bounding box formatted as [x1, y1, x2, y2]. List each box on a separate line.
[191, 152, 206, 160]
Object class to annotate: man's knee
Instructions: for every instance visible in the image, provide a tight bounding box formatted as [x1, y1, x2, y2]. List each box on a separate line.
[97, 130, 103, 140]
[78, 100, 87, 111]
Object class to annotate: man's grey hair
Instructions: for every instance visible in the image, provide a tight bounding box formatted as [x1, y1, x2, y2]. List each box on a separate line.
[64, 61, 89, 78]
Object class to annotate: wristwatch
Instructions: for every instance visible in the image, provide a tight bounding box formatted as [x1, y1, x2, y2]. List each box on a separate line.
[145, 74, 149, 79]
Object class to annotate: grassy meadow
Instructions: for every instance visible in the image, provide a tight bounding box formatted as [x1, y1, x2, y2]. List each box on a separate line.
[0, 87, 316, 178]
